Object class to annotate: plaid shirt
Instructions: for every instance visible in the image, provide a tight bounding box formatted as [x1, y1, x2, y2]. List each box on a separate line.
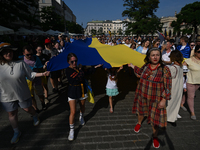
[133, 64, 172, 127]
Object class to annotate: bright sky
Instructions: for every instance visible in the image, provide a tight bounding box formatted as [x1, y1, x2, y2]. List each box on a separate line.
[64, 0, 197, 28]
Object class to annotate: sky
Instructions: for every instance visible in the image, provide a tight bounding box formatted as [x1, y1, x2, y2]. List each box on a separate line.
[64, 0, 198, 28]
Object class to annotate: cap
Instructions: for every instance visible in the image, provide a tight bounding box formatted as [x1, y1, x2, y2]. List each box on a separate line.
[44, 39, 52, 44]
[0, 42, 17, 52]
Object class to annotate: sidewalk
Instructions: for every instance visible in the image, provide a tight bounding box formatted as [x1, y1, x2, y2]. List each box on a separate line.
[0, 69, 200, 150]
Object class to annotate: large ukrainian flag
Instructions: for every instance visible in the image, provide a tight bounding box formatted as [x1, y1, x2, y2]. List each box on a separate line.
[47, 38, 145, 71]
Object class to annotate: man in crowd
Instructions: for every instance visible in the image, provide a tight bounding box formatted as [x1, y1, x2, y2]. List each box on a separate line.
[190, 41, 195, 57]
[176, 36, 191, 58]
[43, 39, 60, 93]
[36, 45, 50, 105]
[162, 41, 173, 65]
[20, 45, 47, 112]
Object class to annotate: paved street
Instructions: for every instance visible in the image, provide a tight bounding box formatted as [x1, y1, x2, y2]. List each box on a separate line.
[0, 69, 200, 150]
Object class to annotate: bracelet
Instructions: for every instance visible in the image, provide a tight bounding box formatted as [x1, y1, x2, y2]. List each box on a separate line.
[42, 73, 44, 76]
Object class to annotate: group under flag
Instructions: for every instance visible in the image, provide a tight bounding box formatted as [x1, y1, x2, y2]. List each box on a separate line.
[47, 38, 146, 72]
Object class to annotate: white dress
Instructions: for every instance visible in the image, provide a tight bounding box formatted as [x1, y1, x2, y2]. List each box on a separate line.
[167, 64, 183, 122]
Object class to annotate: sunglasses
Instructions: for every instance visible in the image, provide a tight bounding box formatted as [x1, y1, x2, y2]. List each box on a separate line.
[197, 51, 200, 53]
[70, 60, 77, 64]
[26, 54, 33, 56]
[190, 45, 195, 46]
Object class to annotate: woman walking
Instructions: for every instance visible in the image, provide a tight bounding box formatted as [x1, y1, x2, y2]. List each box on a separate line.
[129, 48, 172, 148]
[182, 45, 200, 120]
[0, 43, 49, 144]
[66, 53, 101, 141]
[166, 50, 184, 123]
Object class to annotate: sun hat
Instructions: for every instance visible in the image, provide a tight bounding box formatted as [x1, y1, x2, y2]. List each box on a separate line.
[0, 42, 17, 52]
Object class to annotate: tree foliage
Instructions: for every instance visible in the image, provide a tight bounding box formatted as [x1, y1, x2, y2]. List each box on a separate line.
[66, 21, 84, 34]
[117, 28, 123, 35]
[122, 0, 162, 35]
[0, 0, 39, 29]
[91, 29, 97, 35]
[40, 6, 65, 32]
[171, 1, 200, 35]
[98, 27, 103, 35]
[40, 6, 83, 33]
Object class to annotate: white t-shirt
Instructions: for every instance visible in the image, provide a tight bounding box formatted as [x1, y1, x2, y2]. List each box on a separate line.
[124, 44, 131, 48]
[162, 51, 171, 62]
[0, 60, 36, 102]
[141, 48, 148, 54]
[106, 75, 117, 89]
[180, 46, 186, 51]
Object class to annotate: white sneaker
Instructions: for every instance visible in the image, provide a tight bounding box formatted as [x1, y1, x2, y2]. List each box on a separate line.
[68, 130, 74, 141]
[79, 116, 85, 125]
[177, 114, 182, 119]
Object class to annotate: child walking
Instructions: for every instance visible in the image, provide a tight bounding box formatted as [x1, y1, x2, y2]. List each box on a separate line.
[105, 66, 123, 113]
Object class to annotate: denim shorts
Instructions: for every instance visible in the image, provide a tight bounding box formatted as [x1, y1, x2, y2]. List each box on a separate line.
[1, 98, 32, 112]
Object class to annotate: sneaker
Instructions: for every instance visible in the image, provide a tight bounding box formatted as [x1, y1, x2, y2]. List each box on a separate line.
[42, 103, 47, 110]
[134, 123, 141, 133]
[180, 106, 187, 111]
[79, 116, 85, 125]
[33, 115, 40, 126]
[177, 114, 182, 119]
[191, 115, 196, 120]
[153, 137, 160, 148]
[68, 130, 74, 141]
[44, 98, 49, 105]
[11, 131, 21, 144]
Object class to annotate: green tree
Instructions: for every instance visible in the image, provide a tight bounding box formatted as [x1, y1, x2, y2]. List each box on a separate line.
[146, 16, 163, 36]
[0, 0, 39, 29]
[98, 27, 103, 35]
[91, 29, 97, 35]
[122, 0, 161, 36]
[40, 6, 65, 32]
[171, 1, 200, 35]
[66, 21, 83, 34]
[117, 28, 123, 35]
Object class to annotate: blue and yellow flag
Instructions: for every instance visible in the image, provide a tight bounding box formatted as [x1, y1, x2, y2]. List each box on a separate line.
[47, 38, 145, 71]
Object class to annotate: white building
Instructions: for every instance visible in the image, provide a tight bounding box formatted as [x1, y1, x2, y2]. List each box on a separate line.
[85, 19, 132, 35]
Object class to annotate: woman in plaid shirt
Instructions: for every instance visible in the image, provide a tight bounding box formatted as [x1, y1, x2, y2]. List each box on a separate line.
[129, 48, 172, 148]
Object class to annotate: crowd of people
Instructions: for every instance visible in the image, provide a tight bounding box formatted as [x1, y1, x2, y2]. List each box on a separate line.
[0, 33, 200, 148]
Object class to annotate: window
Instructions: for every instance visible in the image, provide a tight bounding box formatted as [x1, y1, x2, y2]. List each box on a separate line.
[42, 0, 45, 3]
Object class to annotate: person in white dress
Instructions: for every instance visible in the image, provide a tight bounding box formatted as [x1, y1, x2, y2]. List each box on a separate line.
[167, 50, 184, 123]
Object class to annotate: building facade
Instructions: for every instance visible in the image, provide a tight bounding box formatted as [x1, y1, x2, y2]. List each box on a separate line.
[85, 18, 134, 35]
[160, 16, 177, 37]
[39, 0, 76, 23]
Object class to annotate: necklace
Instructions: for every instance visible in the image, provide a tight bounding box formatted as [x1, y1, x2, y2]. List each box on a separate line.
[149, 63, 160, 71]
[8, 61, 15, 75]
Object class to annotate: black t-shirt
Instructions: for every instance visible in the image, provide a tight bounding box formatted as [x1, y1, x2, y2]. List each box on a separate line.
[37, 54, 50, 65]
